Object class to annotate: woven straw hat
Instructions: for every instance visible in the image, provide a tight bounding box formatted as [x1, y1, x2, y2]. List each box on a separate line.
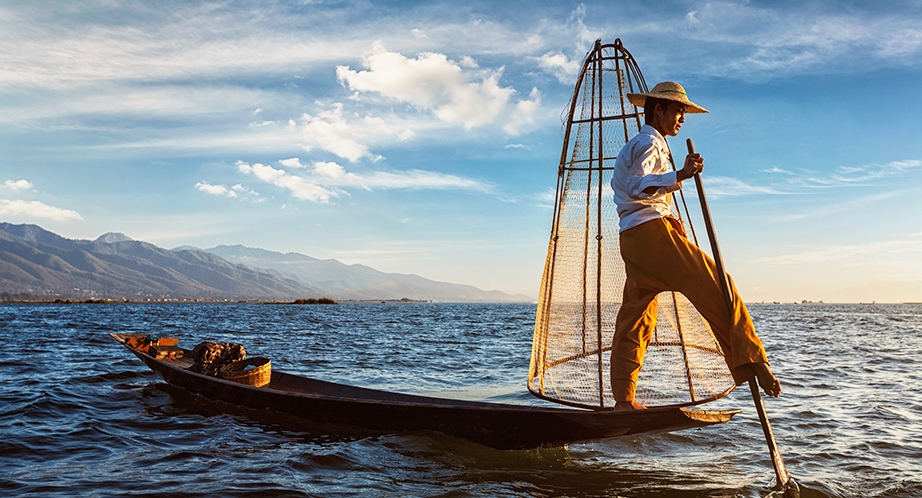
[627, 81, 709, 114]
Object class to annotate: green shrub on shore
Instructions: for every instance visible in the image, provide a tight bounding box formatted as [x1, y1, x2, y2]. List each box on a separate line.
[292, 297, 338, 305]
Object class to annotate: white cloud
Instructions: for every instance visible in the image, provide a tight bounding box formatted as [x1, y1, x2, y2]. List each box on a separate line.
[528, 6, 599, 85]
[532, 188, 557, 209]
[237, 161, 338, 203]
[0, 84, 288, 125]
[770, 159, 922, 190]
[195, 181, 238, 198]
[769, 191, 898, 222]
[309, 160, 491, 192]
[536, 52, 581, 84]
[0, 6, 370, 92]
[696, 176, 784, 197]
[336, 42, 515, 129]
[236, 159, 492, 201]
[759, 238, 922, 265]
[297, 103, 387, 163]
[0, 199, 83, 221]
[877, 26, 922, 57]
[569, 4, 600, 47]
[833, 159, 922, 183]
[350, 169, 491, 191]
[762, 166, 793, 174]
[312, 161, 357, 180]
[396, 128, 416, 141]
[279, 158, 306, 169]
[3, 179, 34, 190]
[294, 102, 422, 163]
[681, 4, 922, 77]
[504, 87, 542, 135]
[79, 123, 304, 155]
[459, 56, 478, 68]
[231, 184, 260, 197]
[4, 2, 920, 105]
[194, 181, 261, 201]
[699, 159, 922, 200]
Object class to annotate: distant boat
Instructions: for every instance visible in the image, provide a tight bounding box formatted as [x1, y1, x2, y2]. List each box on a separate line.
[111, 333, 739, 449]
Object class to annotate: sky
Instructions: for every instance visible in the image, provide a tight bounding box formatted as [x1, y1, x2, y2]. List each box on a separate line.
[2, 0, 922, 303]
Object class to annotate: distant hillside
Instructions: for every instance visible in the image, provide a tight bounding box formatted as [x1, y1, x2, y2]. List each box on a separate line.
[202, 245, 533, 302]
[0, 223, 532, 302]
[0, 223, 321, 300]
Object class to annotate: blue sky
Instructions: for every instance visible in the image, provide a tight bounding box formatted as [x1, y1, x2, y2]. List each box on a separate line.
[2, 0, 921, 302]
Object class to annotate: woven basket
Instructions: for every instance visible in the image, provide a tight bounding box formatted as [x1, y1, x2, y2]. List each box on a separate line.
[219, 357, 271, 387]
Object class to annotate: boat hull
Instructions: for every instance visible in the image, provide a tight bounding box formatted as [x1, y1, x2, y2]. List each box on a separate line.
[113, 334, 739, 449]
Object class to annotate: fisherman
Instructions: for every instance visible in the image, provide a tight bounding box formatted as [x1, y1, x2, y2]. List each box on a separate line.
[609, 81, 781, 411]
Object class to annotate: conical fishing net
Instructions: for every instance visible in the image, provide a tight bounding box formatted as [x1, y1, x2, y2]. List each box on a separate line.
[528, 39, 736, 409]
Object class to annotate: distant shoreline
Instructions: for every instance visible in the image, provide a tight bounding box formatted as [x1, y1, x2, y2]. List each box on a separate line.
[0, 296, 448, 304]
[0, 296, 917, 305]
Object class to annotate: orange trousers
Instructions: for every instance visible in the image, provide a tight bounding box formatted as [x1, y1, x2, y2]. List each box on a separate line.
[610, 217, 769, 402]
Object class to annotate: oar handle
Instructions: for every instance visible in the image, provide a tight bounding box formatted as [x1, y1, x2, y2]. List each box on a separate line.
[685, 138, 793, 493]
[686, 139, 733, 312]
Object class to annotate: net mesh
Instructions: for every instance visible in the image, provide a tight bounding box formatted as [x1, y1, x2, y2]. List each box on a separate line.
[528, 39, 736, 409]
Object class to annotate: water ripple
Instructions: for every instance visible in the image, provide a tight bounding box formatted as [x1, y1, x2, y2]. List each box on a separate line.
[1, 302, 920, 496]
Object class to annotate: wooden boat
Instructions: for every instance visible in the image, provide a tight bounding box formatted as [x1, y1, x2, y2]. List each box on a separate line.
[111, 333, 740, 449]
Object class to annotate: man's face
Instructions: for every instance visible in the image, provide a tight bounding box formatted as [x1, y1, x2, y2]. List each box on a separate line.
[654, 102, 687, 136]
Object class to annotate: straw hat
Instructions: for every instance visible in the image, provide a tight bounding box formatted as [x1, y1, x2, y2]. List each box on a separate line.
[627, 81, 709, 114]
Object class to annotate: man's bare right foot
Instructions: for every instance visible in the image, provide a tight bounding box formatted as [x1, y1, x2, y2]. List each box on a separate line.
[614, 400, 647, 411]
[752, 362, 782, 397]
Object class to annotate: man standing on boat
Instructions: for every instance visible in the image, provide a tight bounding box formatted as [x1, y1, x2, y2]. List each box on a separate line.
[609, 81, 781, 411]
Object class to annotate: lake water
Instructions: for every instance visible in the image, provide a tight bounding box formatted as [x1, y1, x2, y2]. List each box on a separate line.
[1, 302, 920, 497]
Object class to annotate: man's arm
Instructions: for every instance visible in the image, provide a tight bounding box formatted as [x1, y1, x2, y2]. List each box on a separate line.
[641, 152, 704, 194]
[624, 140, 677, 198]
[677, 152, 704, 181]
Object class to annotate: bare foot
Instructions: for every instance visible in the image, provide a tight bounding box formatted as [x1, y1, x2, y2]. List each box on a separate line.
[614, 400, 647, 411]
[752, 362, 782, 397]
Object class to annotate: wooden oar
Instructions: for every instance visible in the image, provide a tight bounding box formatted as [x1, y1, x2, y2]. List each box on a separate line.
[685, 139, 795, 495]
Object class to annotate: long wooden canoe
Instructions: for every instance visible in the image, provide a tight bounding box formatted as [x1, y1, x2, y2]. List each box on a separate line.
[111, 333, 740, 449]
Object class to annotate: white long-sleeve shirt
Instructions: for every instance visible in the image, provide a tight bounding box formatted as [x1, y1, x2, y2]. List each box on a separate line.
[611, 125, 681, 232]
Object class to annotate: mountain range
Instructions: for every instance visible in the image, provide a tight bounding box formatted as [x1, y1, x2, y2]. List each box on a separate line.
[0, 223, 531, 302]
[200, 244, 531, 302]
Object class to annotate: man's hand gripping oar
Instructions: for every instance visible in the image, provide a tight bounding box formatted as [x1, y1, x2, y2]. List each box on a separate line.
[686, 138, 798, 497]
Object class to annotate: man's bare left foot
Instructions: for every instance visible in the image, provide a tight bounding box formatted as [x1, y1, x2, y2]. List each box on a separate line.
[614, 400, 647, 411]
[752, 362, 781, 397]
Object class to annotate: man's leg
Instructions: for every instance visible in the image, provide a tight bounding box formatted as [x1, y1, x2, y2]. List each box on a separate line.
[610, 274, 658, 409]
[615, 217, 780, 398]
[663, 227, 782, 397]
[611, 222, 670, 409]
